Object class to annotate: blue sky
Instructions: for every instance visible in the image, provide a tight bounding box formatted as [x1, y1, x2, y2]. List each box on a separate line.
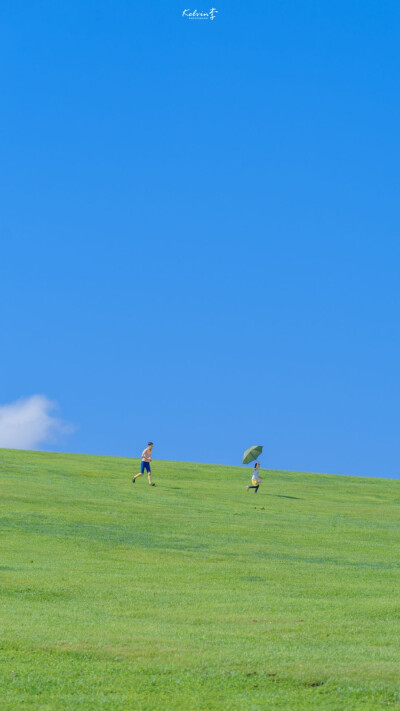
[1, 1, 399, 477]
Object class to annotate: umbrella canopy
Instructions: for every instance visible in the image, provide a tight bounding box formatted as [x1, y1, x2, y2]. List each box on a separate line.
[242, 445, 263, 465]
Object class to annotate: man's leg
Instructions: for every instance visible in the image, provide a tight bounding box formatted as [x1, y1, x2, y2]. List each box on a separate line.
[133, 463, 145, 482]
[147, 465, 154, 485]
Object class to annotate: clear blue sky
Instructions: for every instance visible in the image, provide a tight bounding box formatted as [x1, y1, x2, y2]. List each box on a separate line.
[1, 1, 399, 477]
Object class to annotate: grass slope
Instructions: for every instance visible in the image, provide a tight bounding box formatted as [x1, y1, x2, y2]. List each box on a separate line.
[1, 449, 400, 710]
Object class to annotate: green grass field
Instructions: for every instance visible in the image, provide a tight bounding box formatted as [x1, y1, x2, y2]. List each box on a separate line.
[1, 449, 400, 710]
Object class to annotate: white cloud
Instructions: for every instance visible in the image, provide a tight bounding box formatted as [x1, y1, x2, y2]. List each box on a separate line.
[0, 395, 74, 450]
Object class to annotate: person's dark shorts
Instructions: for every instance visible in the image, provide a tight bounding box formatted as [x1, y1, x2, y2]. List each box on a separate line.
[141, 461, 151, 474]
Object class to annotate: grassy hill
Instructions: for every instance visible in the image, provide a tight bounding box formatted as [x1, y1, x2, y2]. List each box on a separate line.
[1, 449, 399, 710]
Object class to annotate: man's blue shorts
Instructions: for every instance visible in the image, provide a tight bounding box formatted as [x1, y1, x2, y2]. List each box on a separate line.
[141, 461, 151, 474]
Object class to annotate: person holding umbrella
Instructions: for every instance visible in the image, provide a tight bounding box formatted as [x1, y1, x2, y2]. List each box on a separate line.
[247, 461, 263, 493]
[242, 445, 263, 495]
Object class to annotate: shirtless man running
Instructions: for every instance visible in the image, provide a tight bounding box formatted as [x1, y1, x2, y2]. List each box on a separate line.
[132, 442, 155, 486]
